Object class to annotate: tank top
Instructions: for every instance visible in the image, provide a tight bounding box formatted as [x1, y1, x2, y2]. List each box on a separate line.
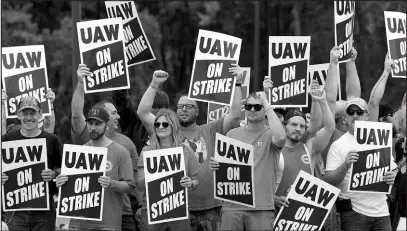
[275, 144, 312, 196]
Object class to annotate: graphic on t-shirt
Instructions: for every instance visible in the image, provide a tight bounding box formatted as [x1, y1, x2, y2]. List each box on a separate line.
[301, 153, 310, 164]
[182, 137, 207, 164]
[105, 160, 113, 172]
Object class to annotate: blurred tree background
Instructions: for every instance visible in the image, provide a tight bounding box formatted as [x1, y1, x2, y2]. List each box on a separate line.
[2, 1, 406, 144]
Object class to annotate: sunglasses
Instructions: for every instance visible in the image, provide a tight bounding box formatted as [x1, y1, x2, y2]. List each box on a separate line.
[154, 122, 170, 128]
[177, 104, 197, 110]
[346, 108, 365, 116]
[244, 104, 263, 111]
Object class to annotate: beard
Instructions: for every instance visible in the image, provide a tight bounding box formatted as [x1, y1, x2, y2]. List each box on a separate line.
[288, 133, 303, 142]
[178, 113, 197, 127]
[89, 125, 107, 140]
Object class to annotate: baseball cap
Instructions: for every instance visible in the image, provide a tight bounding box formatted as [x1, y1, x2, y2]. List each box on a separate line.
[345, 97, 368, 111]
[379, 102, 395, 118]
[284, 109, 307, 122]
[86, 107, 109, 123]
[274, 108, 287, 116]
[17, 96, 41, 113]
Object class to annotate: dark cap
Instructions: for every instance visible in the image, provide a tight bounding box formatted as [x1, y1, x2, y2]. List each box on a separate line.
[379, 102, 395, 118]
[17, 96, 41, 113]
[86, 107, 109, 123]
[284, 109, 307, 122]
[274, 108, 287, 116]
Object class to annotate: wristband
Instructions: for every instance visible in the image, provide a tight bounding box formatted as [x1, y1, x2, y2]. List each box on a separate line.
[235, 82, 242, 87]
[150, 84, 159, 90]
[108, 180, 112, 188]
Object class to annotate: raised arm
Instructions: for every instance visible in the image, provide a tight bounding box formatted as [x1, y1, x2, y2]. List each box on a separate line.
[136, 70, 168, 134]
[43, 89, 55, 133]
[309, 88, 335, 155]
[223, 64, 243, 132]
[1, 90, 7, 135]
[325, 46, 341, 117]
[345, 47, 361, 100]
[71, 64, 91, 133]
[368, 54, 394, 122]
[307, 80, 322, 136]
[262, 78, 286, 148]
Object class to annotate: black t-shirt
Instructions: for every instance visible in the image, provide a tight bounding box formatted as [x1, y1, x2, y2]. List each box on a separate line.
[1, 129, 63, 196]
[113, 89, 149, 155]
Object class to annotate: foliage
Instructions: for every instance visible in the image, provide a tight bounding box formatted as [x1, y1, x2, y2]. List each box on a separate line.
[1, 1, 406, 144]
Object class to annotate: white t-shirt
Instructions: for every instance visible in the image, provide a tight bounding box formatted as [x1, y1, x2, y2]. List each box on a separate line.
[326, 132, 397, 217]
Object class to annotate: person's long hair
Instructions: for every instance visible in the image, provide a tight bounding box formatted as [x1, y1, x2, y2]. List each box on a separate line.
[149, 109, 183, 150]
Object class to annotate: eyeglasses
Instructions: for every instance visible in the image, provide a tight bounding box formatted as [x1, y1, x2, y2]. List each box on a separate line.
[154, 122, 170, 128]
[346, 108, 365, 116]
[177, 104, 197, 110]
[244, 104, 263, 111]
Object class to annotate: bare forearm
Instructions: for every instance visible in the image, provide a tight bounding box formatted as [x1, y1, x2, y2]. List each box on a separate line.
[325, 63, 339, 104]
[71, 82, 85, 117]
[137, 85, 156, 118]
[229, 86, 242, 119]
[324, 163, 349, 186]
[110, 180, 134, 193]
[264, 104, 286, 146]
[1, 104, 6, 135]
[319, 99, 335, 132]
[44, 105, 55, 133]
[309, 99, 322, 135]
[346, 61, 361, 99]
[369, 71, 389, 106]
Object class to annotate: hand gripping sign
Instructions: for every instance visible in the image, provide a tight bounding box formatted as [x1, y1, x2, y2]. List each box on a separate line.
[77, 18, 130, 93]
[334, 1, 355, 63]
[188, 30, 242, 106]
[2, 138, 49, 211]
[56, 144, 107, 221]
[300, 63, 341, 122]
[143, 147, 188, 224]
[1, 45, 52, 118]
[268, 36, 311, 107]
[207, 67, 251, 123]
[105, 1, 156, 66]
[349, 121, 396, 193]
[384, 11, 406, 78]
[273, 171, 340, 231]
[214, 133, 255, 208]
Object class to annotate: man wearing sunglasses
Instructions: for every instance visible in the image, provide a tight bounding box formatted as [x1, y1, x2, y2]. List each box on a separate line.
[324, 97, 397, 231]
[137, 65, 243, 231]
[209, 86, 286, 230]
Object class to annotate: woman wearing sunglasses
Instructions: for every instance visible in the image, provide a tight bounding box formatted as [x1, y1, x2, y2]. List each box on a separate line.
[136, 108, 199, 231]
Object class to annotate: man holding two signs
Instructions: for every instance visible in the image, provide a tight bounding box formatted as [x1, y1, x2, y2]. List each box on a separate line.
[324, 98, 397, 230]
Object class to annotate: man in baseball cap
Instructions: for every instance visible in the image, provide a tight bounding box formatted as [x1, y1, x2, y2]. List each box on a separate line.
[2, 95, 63, 230]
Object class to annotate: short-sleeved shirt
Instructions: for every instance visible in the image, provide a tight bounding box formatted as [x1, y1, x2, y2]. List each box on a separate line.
[326, 132, 397, 217]
[179, 117, 226, 211]
[71, 125, 138, 215]
[137, 145, 199, 209]
[222, 126, 282, 211]
[276, 144, 312, 197]
[69, 141, 134, 230]
[1, 130, 63, 198]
